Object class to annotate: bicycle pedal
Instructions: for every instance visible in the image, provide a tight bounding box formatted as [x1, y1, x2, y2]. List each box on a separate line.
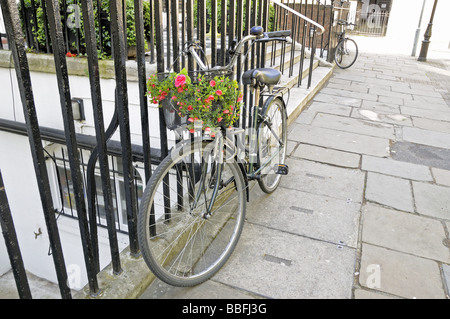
[275, 164, 289, 175]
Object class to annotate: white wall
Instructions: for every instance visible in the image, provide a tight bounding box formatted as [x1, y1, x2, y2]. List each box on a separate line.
[0, 129, 134, 287]
[386, 0, 449, 54]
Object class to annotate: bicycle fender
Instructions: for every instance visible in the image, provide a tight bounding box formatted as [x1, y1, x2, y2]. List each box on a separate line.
[261, 94, 287, 120]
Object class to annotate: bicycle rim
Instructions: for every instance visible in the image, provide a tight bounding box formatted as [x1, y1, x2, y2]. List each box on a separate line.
[335, 38, 358, 69]
[257, 97, 287, 193]
[137, 140, 246, 287]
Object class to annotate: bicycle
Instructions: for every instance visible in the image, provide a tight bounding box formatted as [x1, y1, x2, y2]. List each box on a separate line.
[137, 26, 291, 287]
[334, 19, 358, 69]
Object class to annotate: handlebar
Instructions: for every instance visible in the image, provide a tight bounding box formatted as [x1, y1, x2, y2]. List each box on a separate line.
[185, 27, 292, 72]
[337, 19, 356, 26]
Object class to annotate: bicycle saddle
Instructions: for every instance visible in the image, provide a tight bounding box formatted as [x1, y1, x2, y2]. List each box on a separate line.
[241, 68, 281, 86]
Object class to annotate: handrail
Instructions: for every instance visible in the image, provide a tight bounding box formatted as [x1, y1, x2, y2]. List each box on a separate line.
[270, 0, 326, 35]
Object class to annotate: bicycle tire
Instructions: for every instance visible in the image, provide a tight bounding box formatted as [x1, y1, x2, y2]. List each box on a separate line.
[137, 139, 246, 287]
[334, 38, 358, 69]
[257, 97, 287, 193]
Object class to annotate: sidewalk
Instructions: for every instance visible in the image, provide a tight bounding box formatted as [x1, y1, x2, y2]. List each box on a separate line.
[140, 39, 450, 299]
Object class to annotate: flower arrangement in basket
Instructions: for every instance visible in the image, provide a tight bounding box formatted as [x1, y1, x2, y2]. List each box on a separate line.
[147, 69, 243, 134]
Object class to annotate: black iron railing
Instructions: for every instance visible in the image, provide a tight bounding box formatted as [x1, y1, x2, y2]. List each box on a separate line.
[0, 0, 334, 299]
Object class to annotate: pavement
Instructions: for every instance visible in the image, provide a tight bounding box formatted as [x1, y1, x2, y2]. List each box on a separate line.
[140, 39, 450, 299]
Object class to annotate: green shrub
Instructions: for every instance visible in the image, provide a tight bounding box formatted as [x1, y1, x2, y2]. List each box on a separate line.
[17, 0, 151, 59]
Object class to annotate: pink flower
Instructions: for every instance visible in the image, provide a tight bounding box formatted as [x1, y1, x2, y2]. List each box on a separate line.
[210, 80, 216, 87]
[205, 127, 211, 132]
[188, 117, 194, 122]
[217, 117, 223, 122]
[171, 96, 177, 100]
[208, 95, 215, 101]
[215, 90, 222, 96]
[223, 110, 230, 114]
[187, 105, 193, 111]
[189, 128, 195, 133]
[175, 74, 187, 88]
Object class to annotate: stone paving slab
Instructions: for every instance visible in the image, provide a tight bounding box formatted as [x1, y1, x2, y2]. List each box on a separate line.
[352, 108, 413, 127]
[400, 106, 450, 122]
[412, 181, 450, 220]
[288, 124, 390, 157]
[303, 101, 353, 117]
[246, 186, 361, 248]
[443, 265, 450, 298]
[212, 223, 356, 299]
[280, 157, 365, 203]
[361, 204, 450, 263]
[411, 117, 450, 134]
[361, 155, 433, 181]
[432, 168, 450, 187]
[365, 172, 414, 212]
[292, 143, 361, 168]
[140, 278, 258, 299]
[403, 127, 450, 149]
[311, 113, 395, 139]
[361, 99, 401, 112]
[313, 92, 362, 107]
[354, 288, 400, 299]
[359, 244, 446, 299]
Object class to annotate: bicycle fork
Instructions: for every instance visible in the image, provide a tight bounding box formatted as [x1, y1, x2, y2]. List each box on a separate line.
[190, 132, 225, 219]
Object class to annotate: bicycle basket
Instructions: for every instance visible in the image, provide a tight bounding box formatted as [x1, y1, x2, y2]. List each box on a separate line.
[154, 69, 236, 131]
[161, 98, 188, 130]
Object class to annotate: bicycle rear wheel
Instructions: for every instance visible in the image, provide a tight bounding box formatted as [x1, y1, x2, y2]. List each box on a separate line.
[137, 139, 246, 287]
[257, 97, 287, 193]
[334, 38, 358, 69]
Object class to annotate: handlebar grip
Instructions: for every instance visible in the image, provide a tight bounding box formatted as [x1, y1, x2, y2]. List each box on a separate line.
[264, 30, 291, 38]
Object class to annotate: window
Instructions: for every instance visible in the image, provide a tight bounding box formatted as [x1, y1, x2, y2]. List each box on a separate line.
[46, 145, 143, 233]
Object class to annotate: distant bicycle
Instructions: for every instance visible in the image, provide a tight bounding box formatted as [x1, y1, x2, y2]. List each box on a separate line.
[334, 19, 358, 69]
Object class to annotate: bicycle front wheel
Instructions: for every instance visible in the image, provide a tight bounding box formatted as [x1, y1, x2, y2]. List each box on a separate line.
[257, 97, 287, 193]
[334, 38, 358, 69]
[137, 139, 246, 287]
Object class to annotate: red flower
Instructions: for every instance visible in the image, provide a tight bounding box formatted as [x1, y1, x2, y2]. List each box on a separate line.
[210, 80, 216, 87]
[217, 117, 223, 122]
[215, 90, 222, 96]
[187, 105, 193, 111]
[175, 75, 186, 87]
